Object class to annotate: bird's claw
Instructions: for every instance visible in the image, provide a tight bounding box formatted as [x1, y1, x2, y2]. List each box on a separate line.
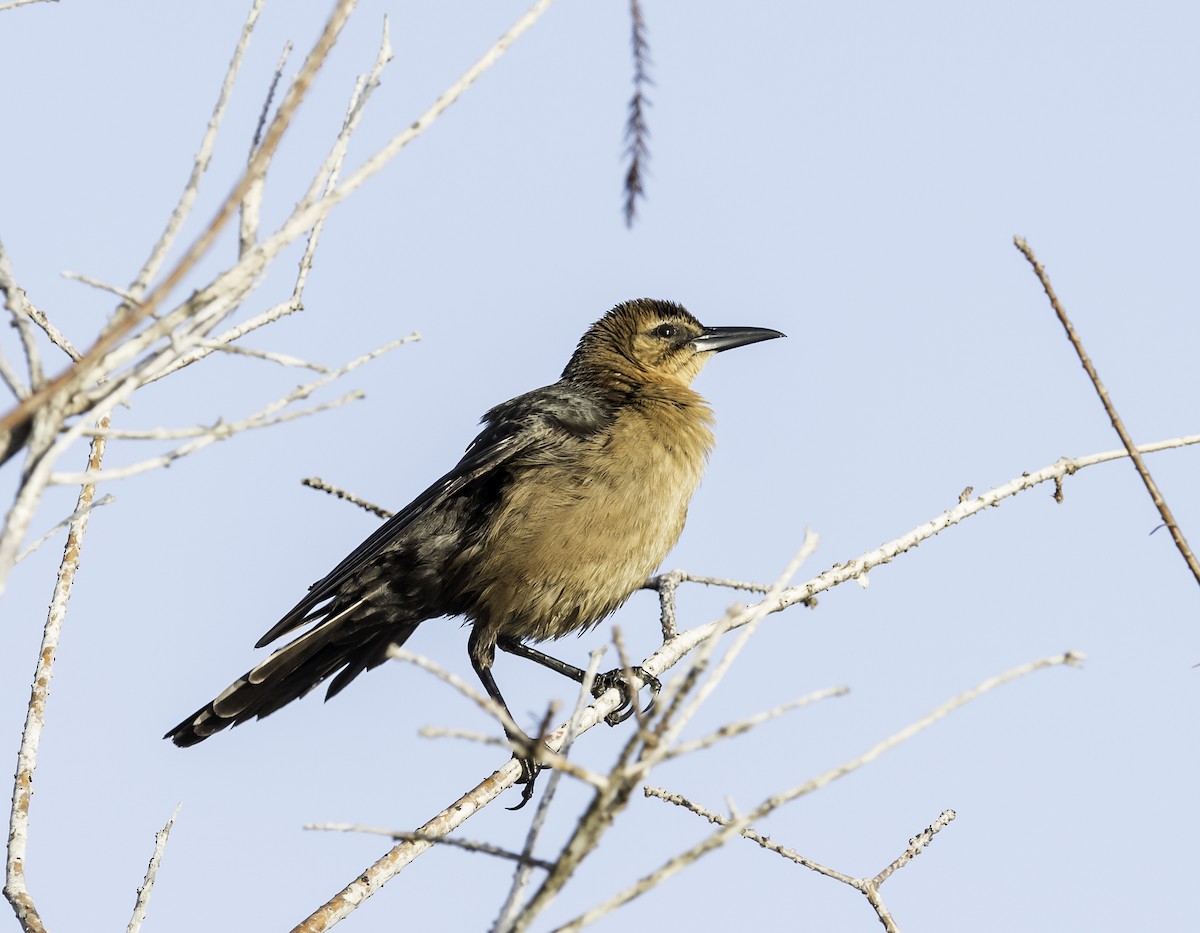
[592, 666, 661, 725]
[507, 745, 546, 810]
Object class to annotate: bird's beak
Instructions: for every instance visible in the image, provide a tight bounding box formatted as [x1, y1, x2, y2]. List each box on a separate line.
[691, 326, 786, 353]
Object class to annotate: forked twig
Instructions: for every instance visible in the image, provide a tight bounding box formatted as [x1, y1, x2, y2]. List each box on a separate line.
[567, 654, 1080, 933]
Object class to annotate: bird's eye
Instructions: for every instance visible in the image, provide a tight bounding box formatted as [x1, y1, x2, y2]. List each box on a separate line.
[652, 323, 678, 339]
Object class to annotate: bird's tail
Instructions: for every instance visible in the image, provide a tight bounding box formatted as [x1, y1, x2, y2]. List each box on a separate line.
[165, 602, 419, 747]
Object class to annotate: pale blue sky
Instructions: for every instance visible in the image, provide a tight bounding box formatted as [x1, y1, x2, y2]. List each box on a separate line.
[2, 2, 1197, 931]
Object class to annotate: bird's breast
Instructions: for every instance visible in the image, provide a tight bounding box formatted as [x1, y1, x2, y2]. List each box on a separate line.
[463, 397, 715, 643]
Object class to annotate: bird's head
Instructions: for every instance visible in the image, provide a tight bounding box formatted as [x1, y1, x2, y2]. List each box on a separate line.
[563, 299, 784, 391]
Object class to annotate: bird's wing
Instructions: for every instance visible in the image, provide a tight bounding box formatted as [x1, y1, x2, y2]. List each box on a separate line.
[254, 382, 612, 648]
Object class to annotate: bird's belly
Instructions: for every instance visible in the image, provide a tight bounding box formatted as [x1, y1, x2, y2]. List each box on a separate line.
[467, 422, 708, 643]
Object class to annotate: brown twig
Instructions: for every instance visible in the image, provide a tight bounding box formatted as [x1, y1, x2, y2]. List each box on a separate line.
[1014, 236, 1200, 590]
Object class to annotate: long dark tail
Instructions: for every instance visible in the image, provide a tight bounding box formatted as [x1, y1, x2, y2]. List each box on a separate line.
[165, 605, 420, 747]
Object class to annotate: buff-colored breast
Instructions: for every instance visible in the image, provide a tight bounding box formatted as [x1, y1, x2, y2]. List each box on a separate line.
[468, 391, 715, 643]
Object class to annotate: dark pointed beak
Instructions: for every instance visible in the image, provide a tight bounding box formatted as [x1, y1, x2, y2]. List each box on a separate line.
[692, 325, 786, 353]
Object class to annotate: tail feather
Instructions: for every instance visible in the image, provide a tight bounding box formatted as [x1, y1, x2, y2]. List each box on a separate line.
[164, 611, 419, 747]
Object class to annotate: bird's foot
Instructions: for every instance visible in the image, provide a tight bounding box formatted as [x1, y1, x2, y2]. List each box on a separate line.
[506, 731, 551, 811]
[592, 666, 661, 725]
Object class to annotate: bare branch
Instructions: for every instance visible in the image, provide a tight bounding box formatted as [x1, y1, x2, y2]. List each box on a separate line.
[0, 0, 356, 463]
[265, 0, 559, 277]
[241, 39, 293, 255]
[388, 647, 523, 739]
[417, 726, 508, 748]
[503, 541, 818, 933]
[494, 651, 606, 933]
[4, 420, 109, 932]
[387, 647, 607, 789]
[194, 341, 329, 372]
[286, 437, 1200, 929]
[664, 685, 848, 760]
[279, 444, 1192, 927]
[700, 435, 1200, 638]
[135, 0, 265, 297]
[1014, 236, 1200, 589]
[50, 391, 363, 484]
[0, 240, 78, 365]
[649, 569, 774, 595]
[126, 804, 182, 933]
[0, 0, 59, 13]
[0, 240, 42, 392]
[872, 809, 956, 888]
[140, 22, 398, 388]
[564, 654, 1081, 932]
[62, 270, 142, 303]
[643, 786, 857, 883]
[50, 336, 413, 485]
[16, 494, 115, 563]
[645, 792, 954, 932]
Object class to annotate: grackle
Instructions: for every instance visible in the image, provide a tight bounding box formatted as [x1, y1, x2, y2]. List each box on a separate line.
[166, 299, 783, 802]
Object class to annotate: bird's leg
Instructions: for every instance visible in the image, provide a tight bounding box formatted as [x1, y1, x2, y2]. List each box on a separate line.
[467, 627, 544, 808]
[497, 637, 661, 726]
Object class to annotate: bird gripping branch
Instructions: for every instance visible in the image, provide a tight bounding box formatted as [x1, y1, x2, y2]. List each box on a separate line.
[165, 298, 784, 805]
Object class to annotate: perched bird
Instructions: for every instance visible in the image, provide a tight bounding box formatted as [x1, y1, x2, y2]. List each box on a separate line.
[166, 299, 783, 800]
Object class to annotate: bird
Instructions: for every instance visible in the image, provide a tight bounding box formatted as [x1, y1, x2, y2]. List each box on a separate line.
[165, 299, 783, 803]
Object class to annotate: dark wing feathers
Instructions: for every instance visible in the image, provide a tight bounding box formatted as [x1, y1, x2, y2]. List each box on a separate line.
[164, 383, 615, 747]
[255, 383, 613, 648]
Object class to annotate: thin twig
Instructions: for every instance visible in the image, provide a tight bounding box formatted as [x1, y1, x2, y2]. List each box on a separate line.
[134, 0, 265, 298]
[873, 809, 956, 888]
[280, 433, 1186, 931]
[494, 651, 605, 933]
[62, 270, 142, 303]
[139, 20, 401, 390]
[388, 647, 607, 789]
[16, 494, 115, 562]
[506, 541, 818, 933]
[265, 0, 558, 282]
[649, 570, 773, 594]
[0, 0, 356, 461]
[303, 825, 555, 870]
[51, 336, 411, 485]
[0, 241, 42, 390]
[561, 654, 1081, 933]
[418, 726, 508, 748]
[195, 341, 329, 372]
[664, 686, 848, 760]
[301, 477, 393, 519]
[0, 0, 59, 14]
[126, 804, 182, 933]
[643, 786, 857, 882]
[644, 793, 953, 932]
[49, 391, 364, 484]
[0, 242, 78, 363]
[242, 40, 293, 255]
[1014, 236, 1200, 589]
